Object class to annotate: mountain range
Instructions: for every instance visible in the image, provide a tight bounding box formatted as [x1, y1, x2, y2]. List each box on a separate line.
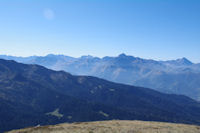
[1, 59, 200, 132]
[1, 54, 200, 100]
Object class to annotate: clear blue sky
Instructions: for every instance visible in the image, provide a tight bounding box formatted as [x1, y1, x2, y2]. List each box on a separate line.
[0, 0, 200, 62]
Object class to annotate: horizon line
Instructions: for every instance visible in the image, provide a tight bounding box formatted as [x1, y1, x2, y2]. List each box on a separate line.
[0, 53, 198, 64]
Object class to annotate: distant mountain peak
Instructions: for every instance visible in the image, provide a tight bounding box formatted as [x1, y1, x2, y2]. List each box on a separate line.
[176, 57, 193, 65]
[164, 57, 193, 66]
[118, 53, 135, 59]
[46, 54, 66, 57]
[117, 53, 138, 62]
[118, 53, 127, 57]
[80, 55, 94, 59]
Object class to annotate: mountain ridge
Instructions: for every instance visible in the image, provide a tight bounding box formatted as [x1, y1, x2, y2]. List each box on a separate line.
[0, 53, 196, 64]
[0, 54, 200, 100]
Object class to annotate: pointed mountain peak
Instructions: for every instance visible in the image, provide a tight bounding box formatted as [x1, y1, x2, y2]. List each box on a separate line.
[117, 53, 137, 60]
[176, 57, 193, 65]
[118, 53, 127, 57]
[181, 57, 190, 61]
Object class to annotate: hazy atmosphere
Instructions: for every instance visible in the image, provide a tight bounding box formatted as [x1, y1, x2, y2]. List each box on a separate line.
[0, 0, 200, 62]
[1, 1, 200, 133]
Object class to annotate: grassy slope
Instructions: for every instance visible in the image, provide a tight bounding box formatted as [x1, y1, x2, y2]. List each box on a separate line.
[7, 120, 200, 133]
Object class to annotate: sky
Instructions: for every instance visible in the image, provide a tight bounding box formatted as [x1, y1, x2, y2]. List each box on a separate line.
[0, 0, 200, 63]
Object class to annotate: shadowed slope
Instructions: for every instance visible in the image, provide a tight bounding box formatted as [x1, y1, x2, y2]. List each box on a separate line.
[1, 59, 200, 132]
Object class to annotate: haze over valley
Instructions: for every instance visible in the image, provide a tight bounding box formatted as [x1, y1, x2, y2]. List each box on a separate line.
[1, 53, 200, 100]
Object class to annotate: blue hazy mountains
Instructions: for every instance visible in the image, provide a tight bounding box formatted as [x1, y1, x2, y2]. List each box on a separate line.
[1, 54, 200, 100]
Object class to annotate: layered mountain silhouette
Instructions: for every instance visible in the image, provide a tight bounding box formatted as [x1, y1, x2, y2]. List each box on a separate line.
[1, 54, 200, 100]
[1, 59, 200, 132]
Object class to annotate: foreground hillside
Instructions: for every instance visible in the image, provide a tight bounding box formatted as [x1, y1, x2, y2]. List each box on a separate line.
[8, 120, 200, 133]
[1, 59, 200, 132]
